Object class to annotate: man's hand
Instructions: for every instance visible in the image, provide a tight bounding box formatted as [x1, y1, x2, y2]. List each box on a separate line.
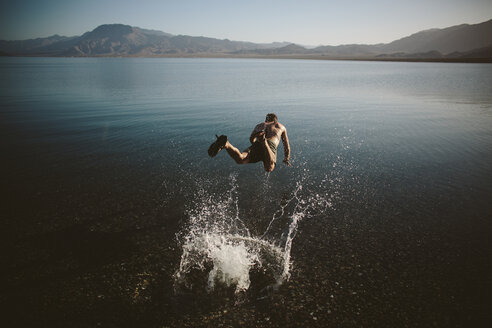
[255, 130, 265, 139]
[250, 130, 265, 143]
[283, 158, 292, 167]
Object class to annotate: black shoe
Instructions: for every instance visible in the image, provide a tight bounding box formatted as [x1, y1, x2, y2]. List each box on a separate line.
[208, 135, 227, 157]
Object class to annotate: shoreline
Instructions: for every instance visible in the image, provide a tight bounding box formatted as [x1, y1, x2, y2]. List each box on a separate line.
[2, 53, 492, 64]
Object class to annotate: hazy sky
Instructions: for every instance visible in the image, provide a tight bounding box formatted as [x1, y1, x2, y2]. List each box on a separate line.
[1, 0, 491, 45]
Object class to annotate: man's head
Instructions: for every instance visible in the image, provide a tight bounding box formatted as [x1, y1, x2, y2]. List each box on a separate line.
[265, 113, 278, 123]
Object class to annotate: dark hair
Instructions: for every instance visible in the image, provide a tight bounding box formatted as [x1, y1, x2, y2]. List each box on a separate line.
[265, 113, 278, 123]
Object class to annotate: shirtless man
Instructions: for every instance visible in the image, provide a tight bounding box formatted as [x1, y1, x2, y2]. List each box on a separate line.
[208, 113, 291, 172]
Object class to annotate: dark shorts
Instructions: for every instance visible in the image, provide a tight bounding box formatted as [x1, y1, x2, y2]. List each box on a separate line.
[246, 140, 277, 164]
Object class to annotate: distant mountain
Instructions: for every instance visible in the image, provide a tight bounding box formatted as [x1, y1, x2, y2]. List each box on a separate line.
[381, 19, 492, 54]
[1, 20, 491, 61]
[0, 24, 287, 57]
[236, 43, 308, 55]
[301, 19, 492, 59]
[308, 44, 384, 57]
[0, 34, 78, 55]
[447, 44, 492, 59]
[375, 51, 444, 59]
[66, 24, 168, 56]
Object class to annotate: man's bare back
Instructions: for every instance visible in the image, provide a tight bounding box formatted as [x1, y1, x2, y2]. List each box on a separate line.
[251, 121, 285, 146]
[208, 113, 291, 172]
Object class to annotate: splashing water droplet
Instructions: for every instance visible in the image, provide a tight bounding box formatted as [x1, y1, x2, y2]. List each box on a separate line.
[174, 172, 334, 295]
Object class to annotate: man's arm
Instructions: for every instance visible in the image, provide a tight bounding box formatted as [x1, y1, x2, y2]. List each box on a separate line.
[281, 128, 292, 166]
[250, 123, 265, 144]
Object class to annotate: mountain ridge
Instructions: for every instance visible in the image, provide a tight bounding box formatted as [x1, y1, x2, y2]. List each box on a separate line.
[1, 20, 491, 61]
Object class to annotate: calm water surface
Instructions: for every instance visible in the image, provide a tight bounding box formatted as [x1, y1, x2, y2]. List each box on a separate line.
[1, 57, 491, 327]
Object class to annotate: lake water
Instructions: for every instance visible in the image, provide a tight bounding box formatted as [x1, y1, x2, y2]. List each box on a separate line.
[1, 57, 491, 327]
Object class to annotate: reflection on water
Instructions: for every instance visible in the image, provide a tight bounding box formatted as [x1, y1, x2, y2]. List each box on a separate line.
[1, 57, 491, 325]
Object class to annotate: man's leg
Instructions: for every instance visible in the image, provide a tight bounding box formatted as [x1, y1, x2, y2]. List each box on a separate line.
[261, 139, 276, 172]
[224, 141, 249, 164]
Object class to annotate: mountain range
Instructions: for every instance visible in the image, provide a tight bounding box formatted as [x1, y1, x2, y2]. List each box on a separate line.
[1, 19, 491, 61]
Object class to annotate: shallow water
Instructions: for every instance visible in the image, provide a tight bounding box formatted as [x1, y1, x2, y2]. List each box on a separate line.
[1, 57, 491, 326]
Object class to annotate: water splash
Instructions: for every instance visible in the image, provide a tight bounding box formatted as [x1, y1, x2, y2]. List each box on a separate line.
[174, 171, 334, 294]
